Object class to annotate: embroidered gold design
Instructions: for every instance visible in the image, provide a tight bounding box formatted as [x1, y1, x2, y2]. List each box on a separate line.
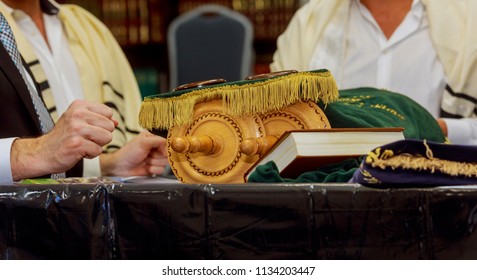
[338, 95, 406, 120]
[360, 169, 381, 184]
[370, 104, 405, 120]
[368, 140, 477, 178]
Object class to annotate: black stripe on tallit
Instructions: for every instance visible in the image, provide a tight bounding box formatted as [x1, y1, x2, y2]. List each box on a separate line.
[445, 84, 476, 104]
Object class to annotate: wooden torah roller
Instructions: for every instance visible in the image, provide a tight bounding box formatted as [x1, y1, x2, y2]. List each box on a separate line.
[168, 99, 330, 183]
[139, 70, 339, 183]
[168, 99, 266, 183]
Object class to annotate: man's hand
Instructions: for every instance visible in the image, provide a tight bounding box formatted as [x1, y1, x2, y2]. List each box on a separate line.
[100, 130, 169, 177]
[10, 100, 117, 181]
[437, 118, 448, 136]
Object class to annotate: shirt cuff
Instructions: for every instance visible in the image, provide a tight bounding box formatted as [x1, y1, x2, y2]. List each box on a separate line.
[83, 156, 101, 177]
[0, 137, 19, 184]
[442, 118, 477, 145]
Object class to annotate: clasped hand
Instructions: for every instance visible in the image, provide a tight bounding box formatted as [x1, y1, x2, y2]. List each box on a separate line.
[11, 100, 168, 181]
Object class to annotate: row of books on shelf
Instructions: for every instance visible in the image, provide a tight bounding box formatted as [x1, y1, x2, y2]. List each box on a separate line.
[60, 0, 300, 44]
[59, 0, 171, 45]
[106, 0, 172, 45]
[179, 0, 300, 40]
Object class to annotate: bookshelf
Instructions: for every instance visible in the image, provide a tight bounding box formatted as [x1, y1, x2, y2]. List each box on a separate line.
[57, 0, 301, 95]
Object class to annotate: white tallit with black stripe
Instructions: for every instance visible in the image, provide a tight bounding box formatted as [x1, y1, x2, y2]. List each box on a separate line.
[271, 0, 477, 121]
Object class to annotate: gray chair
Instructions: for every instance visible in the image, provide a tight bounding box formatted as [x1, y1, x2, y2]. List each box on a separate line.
[167, 4, 254, 90]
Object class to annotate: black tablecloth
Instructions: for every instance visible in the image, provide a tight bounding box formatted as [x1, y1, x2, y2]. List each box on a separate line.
[1, 183, 476, 259]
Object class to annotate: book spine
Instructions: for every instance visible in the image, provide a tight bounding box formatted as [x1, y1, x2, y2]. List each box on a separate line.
[138, 0, 150, 44]
[149, 0, 164, 43]
[127, 0, 140, 45]
[134, 68, 159, 98]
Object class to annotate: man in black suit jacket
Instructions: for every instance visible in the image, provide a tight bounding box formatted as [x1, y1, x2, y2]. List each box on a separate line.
[0, 40, 119, 181]
[0, 34, 169, 183]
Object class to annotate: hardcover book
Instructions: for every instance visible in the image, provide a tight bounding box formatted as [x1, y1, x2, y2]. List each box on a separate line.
[245, 127, 405, 180]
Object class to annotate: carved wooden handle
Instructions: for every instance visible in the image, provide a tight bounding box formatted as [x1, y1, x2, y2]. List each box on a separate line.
[240, 135, 279, 156]
[171, 135, 221, 155]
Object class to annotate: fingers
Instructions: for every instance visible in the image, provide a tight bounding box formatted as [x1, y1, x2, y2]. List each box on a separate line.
[83, 100, 114, 119]
[141, 132, 169, 175]
[141, 134, 168, 155]
[144, 154, 169, 167]
[141, 142, 169, 175]
[140, 145, 169, 175]
[80, 139, 105, 159]
[79, 124, 114, 147]
[147, 165, 167, 176]
[70, 100, 117, 131]
[144, 157, 169, 175]
[66, 100, 117, 146]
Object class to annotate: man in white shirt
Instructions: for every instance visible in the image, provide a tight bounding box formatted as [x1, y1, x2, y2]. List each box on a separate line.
[272, 0, 477, 145]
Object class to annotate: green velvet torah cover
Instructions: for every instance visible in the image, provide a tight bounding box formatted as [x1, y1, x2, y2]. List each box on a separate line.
[322, 87, 446, 143]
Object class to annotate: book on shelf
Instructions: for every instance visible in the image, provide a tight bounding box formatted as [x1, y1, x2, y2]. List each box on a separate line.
[245, 127, 405, 181]
[178, 0, 300, 40]
[134, 68, 160, 98]
[64, 0, 102, 18]
[102, 0, 129, 45]
[148, 0, 168, 43]
[126, 0, 140, 44]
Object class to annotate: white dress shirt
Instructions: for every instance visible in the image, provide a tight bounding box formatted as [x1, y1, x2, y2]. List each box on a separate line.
[0, 137, 17, 183]
[309, 0, 477, 145]
[15, 10, 83, 117]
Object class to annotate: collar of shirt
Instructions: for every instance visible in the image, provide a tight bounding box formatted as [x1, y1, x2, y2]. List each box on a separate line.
[354, 0, 423, 50]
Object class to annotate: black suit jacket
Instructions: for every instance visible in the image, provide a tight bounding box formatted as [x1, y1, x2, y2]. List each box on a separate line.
[0, 43, 82, 178]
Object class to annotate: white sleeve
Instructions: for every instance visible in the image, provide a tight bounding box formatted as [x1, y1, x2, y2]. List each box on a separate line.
[0, 137, 18, 184]
[82, 157, 101, 177]
[443, 118, 477, 145]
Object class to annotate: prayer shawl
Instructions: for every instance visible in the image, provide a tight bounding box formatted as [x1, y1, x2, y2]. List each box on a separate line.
[271, 0, 477, 120]
[1, 4, 142, 152]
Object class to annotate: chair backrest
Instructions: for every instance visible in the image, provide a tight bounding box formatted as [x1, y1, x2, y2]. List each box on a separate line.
[167, 4, 254, 90]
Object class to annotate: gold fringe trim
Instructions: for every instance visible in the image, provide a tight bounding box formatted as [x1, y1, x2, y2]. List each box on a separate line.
[139, 71, 339, 130]
[366, 140, 477, 178]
